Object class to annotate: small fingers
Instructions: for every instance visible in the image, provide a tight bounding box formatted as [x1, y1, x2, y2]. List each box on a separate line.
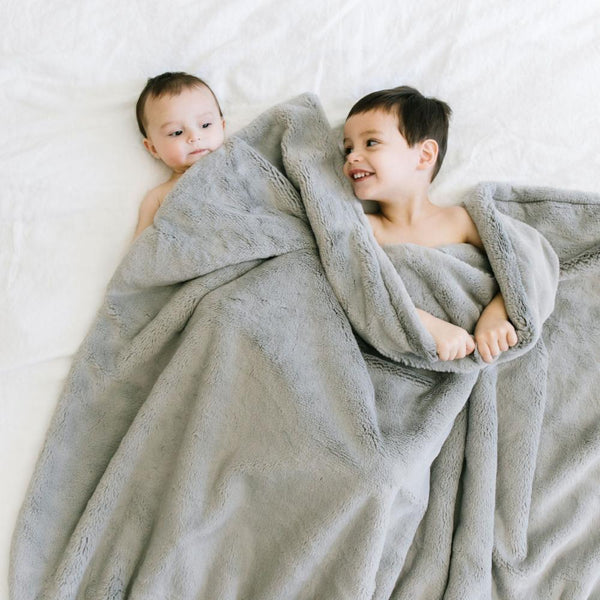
[455, 341, 475, 360]
[497, 323, 518, 352]
[438, 349, 451, 361]
[479, 337, 512, 363]
[466, 336, 476, 355]
[478, 342, 494, 364]
[438, 337, 476, 361]
[507, 326, 518, 347]
[476, 335, 501, 363]
[488, 338, 501, 359]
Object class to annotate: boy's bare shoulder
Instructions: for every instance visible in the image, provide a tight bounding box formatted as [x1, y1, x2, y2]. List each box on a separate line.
[439, 204, 481, 246]
[437, 203, 469, 221]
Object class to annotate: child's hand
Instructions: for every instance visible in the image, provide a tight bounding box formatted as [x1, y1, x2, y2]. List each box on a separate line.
[474, 293, 518, 363]
[474, 316, 518, 363]
[417, 309, 476, 361]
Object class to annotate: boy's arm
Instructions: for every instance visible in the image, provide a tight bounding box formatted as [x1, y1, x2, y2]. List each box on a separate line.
[474, 292, 518, 363]
[459, 208, 519, 362]
[416, 308, 476, 362]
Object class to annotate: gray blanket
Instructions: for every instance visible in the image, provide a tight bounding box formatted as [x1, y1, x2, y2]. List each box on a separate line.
[10, 94, 600, 600]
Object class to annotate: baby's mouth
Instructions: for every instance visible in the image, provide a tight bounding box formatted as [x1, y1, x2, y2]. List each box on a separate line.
[190, 148, 209, 156]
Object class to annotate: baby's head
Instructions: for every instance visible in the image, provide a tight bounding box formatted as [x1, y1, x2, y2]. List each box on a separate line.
[343, 86, 451, 195]
[136, 72, 225, 174]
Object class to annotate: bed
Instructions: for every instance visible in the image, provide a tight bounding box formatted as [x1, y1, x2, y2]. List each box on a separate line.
[2, 1, 600, 598]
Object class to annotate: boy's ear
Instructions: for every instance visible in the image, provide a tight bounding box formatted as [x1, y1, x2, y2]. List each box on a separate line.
[143, 138, 160, 159]
[417, 139, 439, 172]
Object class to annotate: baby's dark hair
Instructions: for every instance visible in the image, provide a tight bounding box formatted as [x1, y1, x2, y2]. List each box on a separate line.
[136, 72, 222, 137]
[347, 86, 451, 181]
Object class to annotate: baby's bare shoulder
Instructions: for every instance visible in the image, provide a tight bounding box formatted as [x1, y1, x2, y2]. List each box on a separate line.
[134, 180, 178, 238]
[144, 179, 176, 207]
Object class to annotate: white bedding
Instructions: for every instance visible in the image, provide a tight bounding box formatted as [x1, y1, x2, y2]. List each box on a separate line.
[2, 1, 600, 597]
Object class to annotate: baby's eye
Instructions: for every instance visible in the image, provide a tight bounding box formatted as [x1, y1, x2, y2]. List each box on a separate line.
[201, 122, 212, 129]
[169, 130, 183, 137]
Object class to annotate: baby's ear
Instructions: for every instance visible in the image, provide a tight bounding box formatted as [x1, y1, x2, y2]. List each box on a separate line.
[417, 139, 439, 171]
[143, 138, 160, 159]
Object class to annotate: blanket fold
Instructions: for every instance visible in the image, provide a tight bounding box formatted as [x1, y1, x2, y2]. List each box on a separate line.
[10, 93, 599, 600]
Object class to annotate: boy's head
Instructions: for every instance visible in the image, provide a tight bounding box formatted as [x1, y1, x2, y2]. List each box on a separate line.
[136, 72, 225, 174]
[343, 86, 451, 200]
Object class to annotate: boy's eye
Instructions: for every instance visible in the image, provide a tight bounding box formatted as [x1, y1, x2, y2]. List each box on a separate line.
[343, 146, 352, 155]
[169, 130, 183, 137]
[366, 139, 378, 147]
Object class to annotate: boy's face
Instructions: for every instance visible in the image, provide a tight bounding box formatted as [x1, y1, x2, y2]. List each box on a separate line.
[343, 110, 425, 202]
[143, 85, 225, 174]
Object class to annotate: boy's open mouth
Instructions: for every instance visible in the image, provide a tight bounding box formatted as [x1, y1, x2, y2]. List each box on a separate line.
[349, 169, 374, 182]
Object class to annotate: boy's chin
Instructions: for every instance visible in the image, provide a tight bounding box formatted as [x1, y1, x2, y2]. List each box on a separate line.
[353, 188, 374, 201]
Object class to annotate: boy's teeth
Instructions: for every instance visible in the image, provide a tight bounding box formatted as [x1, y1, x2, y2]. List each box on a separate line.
[353, 172, 370, 180]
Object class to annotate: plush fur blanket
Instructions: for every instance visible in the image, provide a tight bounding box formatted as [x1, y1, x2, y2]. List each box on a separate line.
[10, 94, 600, 600]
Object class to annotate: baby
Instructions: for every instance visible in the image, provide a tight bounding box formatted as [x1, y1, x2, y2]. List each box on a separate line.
[343, 86, 518, 363]
[134, 72, 225, 238]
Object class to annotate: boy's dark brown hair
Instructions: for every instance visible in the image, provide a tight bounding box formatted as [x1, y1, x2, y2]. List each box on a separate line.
[347, 86, 451, 181]
[136, 72, 222, 137]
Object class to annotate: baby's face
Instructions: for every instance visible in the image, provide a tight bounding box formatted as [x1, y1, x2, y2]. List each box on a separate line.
[143, 85, 225, 174]
[343, 110, 422, 202]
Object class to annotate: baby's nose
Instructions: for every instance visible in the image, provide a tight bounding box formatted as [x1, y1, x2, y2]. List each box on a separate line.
[188, 129, 204, 142]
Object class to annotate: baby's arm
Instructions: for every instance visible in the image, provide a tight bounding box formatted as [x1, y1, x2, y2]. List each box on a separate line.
[133, 186, 167, 239]
[134, 192, 161, 239]
[416, 308, 476, 361]
[474, 293, 518, 363]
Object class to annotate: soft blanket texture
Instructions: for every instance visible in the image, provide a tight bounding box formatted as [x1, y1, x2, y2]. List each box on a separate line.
[5, 4, 600, 598]
[10, 95, 599, 599]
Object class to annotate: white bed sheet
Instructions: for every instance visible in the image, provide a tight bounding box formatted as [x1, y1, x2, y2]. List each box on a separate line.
[2, 0, 600, 596]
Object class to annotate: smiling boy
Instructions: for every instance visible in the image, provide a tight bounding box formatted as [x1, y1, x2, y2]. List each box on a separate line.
[133, 72, 225, 238]
[343, 86, 517, 363]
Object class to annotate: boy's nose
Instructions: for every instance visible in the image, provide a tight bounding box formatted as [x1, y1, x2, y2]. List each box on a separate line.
[346, 150, 360, 162]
